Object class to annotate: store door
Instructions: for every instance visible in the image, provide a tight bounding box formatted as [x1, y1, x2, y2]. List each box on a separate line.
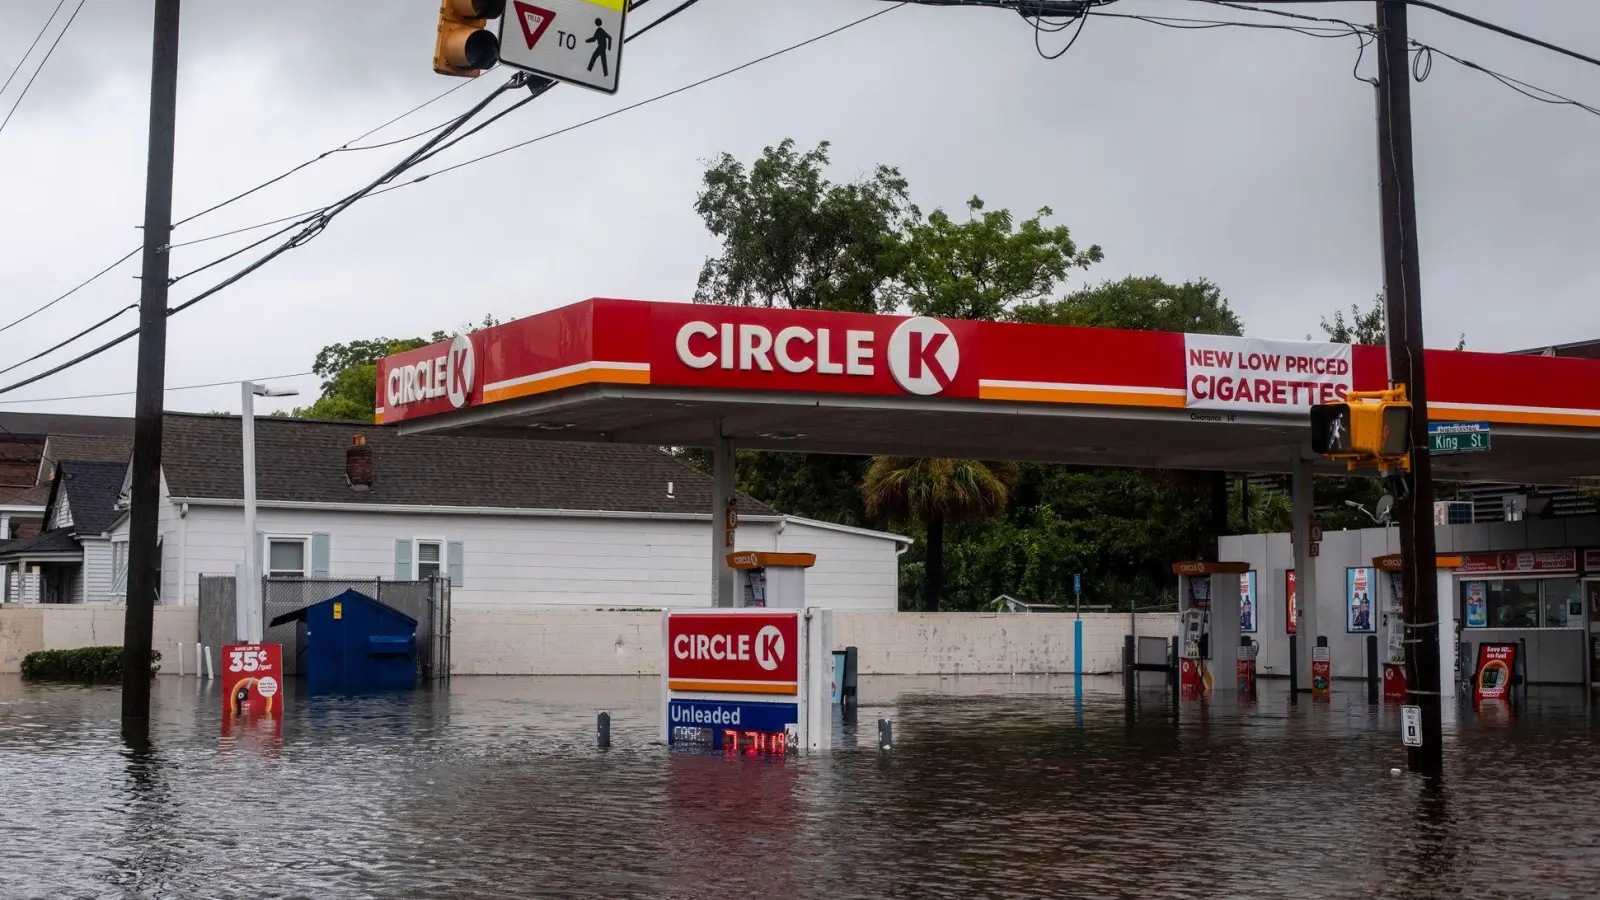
[1587, 580, 1600, 685]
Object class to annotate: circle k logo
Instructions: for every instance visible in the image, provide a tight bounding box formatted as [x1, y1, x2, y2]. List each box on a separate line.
[888, 316, 959, 396]
[446, 334, 475, 409]
[754, 624, 785, 671]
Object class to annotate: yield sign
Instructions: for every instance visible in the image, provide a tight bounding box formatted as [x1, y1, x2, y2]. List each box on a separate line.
[512, 1, 556, 50]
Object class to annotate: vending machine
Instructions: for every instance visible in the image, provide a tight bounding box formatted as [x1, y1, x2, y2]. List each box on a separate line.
[1171, 561, 1247, 698]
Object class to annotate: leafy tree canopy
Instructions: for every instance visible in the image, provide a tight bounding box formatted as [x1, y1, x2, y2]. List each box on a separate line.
[692, 138, 912, 314]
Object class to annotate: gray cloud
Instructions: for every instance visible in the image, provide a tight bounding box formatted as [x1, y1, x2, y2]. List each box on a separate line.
[1, 0, 1597, 418]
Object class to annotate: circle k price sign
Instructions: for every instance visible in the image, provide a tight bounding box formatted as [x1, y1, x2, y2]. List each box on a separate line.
[667, 612, 799, 695]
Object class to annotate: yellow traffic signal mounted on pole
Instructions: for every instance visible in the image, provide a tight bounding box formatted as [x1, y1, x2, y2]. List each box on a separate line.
[1309, 385, 1413, 472]
[434, 0, 505, 77]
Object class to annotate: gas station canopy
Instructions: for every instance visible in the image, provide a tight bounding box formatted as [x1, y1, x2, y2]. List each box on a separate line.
[376, 299, 1600, 482]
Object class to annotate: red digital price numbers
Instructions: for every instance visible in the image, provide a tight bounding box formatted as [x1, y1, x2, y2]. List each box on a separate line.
[723, 729, 788, 755]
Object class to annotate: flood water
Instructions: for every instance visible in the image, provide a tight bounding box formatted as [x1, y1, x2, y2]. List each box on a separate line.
[1, 674, 1597, 900]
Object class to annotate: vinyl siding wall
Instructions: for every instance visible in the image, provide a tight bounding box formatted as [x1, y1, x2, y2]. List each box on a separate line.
[142, 503, 902, 611]
[81, 537, 115, 604]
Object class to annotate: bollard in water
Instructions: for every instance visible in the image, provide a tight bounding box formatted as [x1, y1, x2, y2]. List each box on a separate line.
[597, 711, 611, 749]
[877, 718, 892, 752]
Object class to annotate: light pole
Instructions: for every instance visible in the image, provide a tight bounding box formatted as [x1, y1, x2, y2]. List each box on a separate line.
[241, 381, 298, 643]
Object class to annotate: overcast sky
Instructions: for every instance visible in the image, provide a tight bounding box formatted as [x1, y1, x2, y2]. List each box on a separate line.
[1, 0, 1596, 417]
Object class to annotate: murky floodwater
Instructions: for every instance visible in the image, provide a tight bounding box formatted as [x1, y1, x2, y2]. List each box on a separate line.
[1, 674, 1596, 899]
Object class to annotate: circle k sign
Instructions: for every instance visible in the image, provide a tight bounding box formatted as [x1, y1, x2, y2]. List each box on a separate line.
[888, 316, 960, 396]
[667, 612, 799, 694]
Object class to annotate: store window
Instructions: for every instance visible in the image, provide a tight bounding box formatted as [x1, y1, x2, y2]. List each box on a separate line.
[1462, 578, 1582, 629]
[1542, 578, 1582, 628]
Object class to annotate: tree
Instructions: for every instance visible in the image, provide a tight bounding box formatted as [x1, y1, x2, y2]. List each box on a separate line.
[1317, 293, 1387, 345]
[863, 457, 1017, 612]
[1016, 275, 1244, 336]
[692, 139, 912, 314]
[889, 196, 1101, 320]
[292, 316, 498, 421]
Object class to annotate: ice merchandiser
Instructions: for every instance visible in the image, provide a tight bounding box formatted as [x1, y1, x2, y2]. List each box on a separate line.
[727, 551, 816, 609]
[1172, 561, 1246, 697]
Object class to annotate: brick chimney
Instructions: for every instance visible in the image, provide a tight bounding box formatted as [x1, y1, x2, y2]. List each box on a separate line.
[346, 434, 373, 492]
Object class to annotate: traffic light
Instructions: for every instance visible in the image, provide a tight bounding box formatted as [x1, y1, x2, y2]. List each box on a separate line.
[1310, 387, 1413, 469]
[434, 0, 505, 77]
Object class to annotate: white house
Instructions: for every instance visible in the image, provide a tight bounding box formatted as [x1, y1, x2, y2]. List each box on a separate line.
[0, 459, 127, 604]
[106, 413, 908, 611]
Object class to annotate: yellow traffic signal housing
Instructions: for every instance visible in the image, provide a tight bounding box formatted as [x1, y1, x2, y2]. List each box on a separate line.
[434, 0, 504, 77]
[1309, 386, 1413, 471]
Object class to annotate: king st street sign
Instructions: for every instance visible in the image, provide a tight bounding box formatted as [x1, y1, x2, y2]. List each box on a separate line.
[1428, 421, 1491, 454]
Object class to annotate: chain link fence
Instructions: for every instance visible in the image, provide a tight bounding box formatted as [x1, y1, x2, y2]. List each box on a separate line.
[198, 575, 450, 680]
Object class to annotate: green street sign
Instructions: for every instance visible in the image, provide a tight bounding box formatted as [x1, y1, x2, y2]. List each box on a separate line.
[1428, 421, 1490, 454]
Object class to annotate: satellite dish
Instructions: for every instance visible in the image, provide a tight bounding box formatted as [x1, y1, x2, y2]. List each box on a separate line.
[1375, 495, 1395, 524]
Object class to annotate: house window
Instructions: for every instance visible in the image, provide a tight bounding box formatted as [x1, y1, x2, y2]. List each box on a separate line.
[417, 540, 443, 580]
[267, 538, 308, 578]
[111, 539, 129, 595]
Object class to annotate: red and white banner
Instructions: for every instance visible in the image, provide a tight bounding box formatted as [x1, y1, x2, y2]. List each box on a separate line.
[667, 611, 799, 695]
[1582, 549, 1600, 573]
[1184, 334, 1351, 414]
[1457, 549, 1577, 574]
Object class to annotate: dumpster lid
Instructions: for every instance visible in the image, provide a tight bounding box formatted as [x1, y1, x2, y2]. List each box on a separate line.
[267, 588, 418, 628]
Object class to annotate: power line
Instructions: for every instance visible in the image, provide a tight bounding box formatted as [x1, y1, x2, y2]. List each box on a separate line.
[0, 0, 83, 139]
[0, 0, 66, 99]
[0, 302, 134, 378]
[0, 86, 491, 338]
[384, 2, 909, 193]
[0, 0, 681, 343]
[0, 371, 314, 406]
[1197, 1, 1600, 70]
[1, 0, 880, 397]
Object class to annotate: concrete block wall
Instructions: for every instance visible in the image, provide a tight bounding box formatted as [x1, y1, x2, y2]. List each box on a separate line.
[449, 609, 663, 675]
[444, 609, 1181, 676]
[0, 606, 199, 674]
[832, 611, 1179, 675]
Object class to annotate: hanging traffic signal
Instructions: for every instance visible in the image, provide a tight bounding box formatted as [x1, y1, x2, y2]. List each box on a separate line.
[1310, 386, 1413, 470]
[434, 0, 505, 77]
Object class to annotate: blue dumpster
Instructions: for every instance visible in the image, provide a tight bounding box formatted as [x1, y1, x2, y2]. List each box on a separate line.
[268, 589, 417, 690]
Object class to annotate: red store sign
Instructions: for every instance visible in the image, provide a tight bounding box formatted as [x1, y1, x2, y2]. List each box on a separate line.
[667, 612, 799, 695]
[1584, 549, 1600, 574]
[1457, 550, 1577, 574]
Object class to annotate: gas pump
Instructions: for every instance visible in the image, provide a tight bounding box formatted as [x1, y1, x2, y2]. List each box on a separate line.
[1172, 561, 1246, 698]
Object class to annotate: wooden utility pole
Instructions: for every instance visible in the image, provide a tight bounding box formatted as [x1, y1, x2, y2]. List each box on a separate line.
[1375, 0, 1443, 775]
[122, 0, 180, 741]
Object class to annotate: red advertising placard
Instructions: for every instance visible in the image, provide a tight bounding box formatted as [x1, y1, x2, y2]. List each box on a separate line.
[222, 643, 284, 719]
[1584, 549, 1600, 574]
[1474, 643, 1517, 702]
[667, 612, 799, 694]
[1457, 550, 1576, 574]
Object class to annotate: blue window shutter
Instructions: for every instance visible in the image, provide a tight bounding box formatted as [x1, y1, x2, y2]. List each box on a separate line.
[311, 533, 331, 578]
[447, 541, 464, 588]
[394, 538, 412, 582]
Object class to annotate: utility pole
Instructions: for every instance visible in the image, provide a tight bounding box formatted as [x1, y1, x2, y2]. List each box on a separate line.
[121, 0, 180, 741]
[1375, 1, 1443, 775]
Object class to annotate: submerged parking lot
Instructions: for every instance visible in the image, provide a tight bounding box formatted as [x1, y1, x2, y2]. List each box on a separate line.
[1, 674, 1596, 899]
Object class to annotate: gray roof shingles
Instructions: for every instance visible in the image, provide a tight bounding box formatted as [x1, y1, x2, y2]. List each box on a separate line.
[55, 459, 128, 537]
[159, 413, 775, 516]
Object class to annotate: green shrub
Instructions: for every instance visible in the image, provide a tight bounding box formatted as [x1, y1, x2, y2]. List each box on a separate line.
[20, 646, 162, 682]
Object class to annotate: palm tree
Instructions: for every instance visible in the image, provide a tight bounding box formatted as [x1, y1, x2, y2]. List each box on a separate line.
[863, 457, 1017, 612]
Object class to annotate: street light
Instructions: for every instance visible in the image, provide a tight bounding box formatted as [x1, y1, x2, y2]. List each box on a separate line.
[241, 381, 298, 644]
